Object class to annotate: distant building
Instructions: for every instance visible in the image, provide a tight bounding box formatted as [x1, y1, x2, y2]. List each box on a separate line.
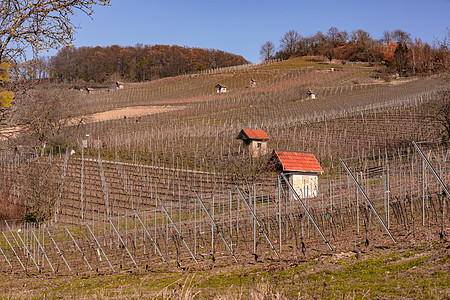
[307, 89, 316, 99]
[115, 82, 125, 89]
[236, 128, 270, 157]
[215, 84, 228, 94]
[82, 134, 104, 149]
[79, 87, 94, 94]
[250, 79, 257, 88]
[269, 150, 323, 199]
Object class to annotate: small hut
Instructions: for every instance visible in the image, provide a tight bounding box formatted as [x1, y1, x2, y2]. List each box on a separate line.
[92, 136, 104, 149]
[250, 79, 257, 88]
[236, 129, 270, 157]
[115, 82, 125, 90]
[269, 150, 323, 199]
[215, 84, 228, 94]
[82, 134, 90, 148]
[82, 134, 104, 149]
[307, 89, 315, 99]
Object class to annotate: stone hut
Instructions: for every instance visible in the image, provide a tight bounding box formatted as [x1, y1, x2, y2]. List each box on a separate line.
[215, 84, 228, 94]
[236, 129, 270, 157]
[307, 89, 316, 99]
[268, 150, 323, 199]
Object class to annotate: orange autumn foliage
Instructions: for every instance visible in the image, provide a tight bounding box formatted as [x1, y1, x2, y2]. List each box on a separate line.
[381, 40, 398, 61]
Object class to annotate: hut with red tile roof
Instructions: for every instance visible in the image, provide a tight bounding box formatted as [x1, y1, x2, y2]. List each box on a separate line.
[269, 150, 323, 198]
[236, 129, 270, 157]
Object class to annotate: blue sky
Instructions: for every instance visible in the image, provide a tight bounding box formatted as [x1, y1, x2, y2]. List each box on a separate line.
[50, 0, 449, 63]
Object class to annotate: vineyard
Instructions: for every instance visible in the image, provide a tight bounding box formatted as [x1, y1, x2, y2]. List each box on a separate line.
[0, 57, 448, 297]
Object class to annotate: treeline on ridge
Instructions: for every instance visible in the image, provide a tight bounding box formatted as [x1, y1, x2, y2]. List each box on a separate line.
[40, 45, 248, 83]
[261, 28, 449, 75]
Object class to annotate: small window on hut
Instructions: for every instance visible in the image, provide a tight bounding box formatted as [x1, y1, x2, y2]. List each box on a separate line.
[257, 142, 262, 148]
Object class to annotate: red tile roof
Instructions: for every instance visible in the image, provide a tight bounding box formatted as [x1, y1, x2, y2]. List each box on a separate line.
[236, 129, 270, 140]
[273, 151, 323, 173]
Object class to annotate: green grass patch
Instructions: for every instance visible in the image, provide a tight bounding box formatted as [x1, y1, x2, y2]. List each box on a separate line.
[0, 240, 448, 299]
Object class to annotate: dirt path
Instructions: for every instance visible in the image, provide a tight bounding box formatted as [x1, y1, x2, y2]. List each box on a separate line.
[85, 105, 185, 122]
[0, 105, 185, 141]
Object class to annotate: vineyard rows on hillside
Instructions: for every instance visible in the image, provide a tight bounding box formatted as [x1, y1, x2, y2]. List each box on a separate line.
[0, 59, 448, 275]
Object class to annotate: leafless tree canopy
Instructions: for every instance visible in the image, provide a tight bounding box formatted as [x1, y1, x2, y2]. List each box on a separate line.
[350, 29, 373, 46]
[18, 159, 59, 222]
[279, 30, 301, 57]
[12, 88, 84, 148]
[0, 0, 110, 62]
[423, 90, 450, 144]
[259, 41, 275, 61]
[327, 26, 348, 47]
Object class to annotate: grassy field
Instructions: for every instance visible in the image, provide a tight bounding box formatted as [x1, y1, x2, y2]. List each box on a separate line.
[0, 238, 447, 299]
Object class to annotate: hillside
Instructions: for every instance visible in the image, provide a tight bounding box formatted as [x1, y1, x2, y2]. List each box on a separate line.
[0, 56, 449, 299]
[49, 44, 249, 83]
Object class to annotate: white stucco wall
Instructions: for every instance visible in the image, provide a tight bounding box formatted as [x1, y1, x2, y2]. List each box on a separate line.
[291, 174, 318, 198]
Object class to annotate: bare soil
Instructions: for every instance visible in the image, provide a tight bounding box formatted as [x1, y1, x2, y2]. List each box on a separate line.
[84, 105, 185, 123]
[0, 105, 185, 141]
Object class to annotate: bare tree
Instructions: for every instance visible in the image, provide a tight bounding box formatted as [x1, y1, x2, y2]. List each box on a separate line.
[392, 29, 411, 44]
[350, 29, 373, 46]
[259, 41, 275, 61]
[423, 90, 450, 144]
[0, 0, 110, 63]
[280, 30, 302, 57]
[382, 30, 393, 43]
[434, 27, 450, 72]
[18, 159, 59, 222]
[16, 57, 50, 80]
[12, 88, 84, 150]
[381, 29, 410, 44]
